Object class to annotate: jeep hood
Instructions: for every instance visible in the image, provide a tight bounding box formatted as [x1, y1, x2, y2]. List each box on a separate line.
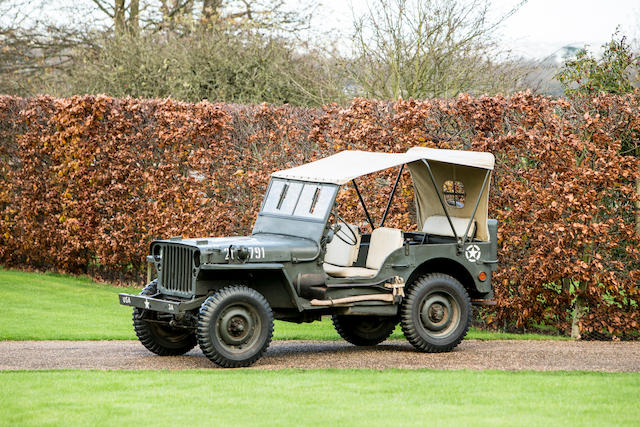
[151, 233, 319, 264]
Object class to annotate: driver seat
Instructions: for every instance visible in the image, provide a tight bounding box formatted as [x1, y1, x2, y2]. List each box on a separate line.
[323, 227, 403, 278]
[323, 223, 361, 276]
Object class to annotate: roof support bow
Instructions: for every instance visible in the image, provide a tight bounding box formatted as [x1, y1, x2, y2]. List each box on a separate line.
[422, 159, 459, 241]
[462, 169, 491, 245]
[352, 179, 375, 230]
[380, 165, 404, 228]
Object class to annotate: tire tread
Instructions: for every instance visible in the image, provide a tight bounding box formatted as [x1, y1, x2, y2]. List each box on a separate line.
[400, 273, 471, 353]
[332, 315, 397, 346]
[197, 286, 274, 368]
[132, 281, 197, 356]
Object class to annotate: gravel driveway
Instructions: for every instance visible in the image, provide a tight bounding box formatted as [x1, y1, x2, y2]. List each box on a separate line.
[1, 339, 639, 371]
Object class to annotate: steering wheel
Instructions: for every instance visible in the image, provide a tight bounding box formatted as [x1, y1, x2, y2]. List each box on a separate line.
[333, 214, 358, 246]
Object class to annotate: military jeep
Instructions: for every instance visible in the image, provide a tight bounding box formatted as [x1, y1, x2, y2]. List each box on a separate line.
[119, 147, 498, 367]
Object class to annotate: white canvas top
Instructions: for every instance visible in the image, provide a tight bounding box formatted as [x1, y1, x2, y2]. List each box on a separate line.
[271, 147, 494, 185]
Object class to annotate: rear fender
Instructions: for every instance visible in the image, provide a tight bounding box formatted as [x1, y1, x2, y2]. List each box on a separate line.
[408, 257, 481, 298]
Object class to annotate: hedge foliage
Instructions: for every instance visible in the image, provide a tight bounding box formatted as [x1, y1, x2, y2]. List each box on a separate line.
[0, 93, 638, 337]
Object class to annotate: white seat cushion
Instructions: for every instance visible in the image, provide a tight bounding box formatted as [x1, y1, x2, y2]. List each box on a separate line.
[422, 216, 476, 238]
[365, 227, 404, 270]
[324, 227, 403, 278]
[324, 224, 361, 267]
[322, 263, 377, 278]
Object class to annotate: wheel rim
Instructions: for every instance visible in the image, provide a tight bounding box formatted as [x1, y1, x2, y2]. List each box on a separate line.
[418, 291, 460, 338]
[215, 303, 261, 353]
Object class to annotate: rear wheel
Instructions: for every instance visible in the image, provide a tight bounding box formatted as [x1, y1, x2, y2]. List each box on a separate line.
[132, 281, 197, 356]
[400, 273, 471, 352]
[332, 315, 397, 346]
[197, 286, 274, 368]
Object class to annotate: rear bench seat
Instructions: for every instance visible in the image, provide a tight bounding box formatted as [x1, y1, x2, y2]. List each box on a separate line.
[422, 215, 476, 238]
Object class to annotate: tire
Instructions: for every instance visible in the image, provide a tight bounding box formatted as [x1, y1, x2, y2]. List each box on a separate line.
[400, 273, 471, 353]
[197, 286, 274, 368]
[132, 281, 197, 356]
[332, 315, 397, 346]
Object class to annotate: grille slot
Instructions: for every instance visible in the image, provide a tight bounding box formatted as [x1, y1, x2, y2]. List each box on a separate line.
[160, 244, 195, 295]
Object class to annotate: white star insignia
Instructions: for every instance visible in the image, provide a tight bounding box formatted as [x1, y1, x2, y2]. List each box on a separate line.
[144, 299, 150, 309]
[465, 245, 481, 262]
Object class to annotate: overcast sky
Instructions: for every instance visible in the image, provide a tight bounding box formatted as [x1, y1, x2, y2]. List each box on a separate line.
[313, 0, 640, 59]
[13, 0, 640, 60]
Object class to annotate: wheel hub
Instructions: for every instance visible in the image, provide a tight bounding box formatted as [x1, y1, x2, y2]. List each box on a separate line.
[420, 295, 453, 332]
[219, 307, 255, 346]
[429, 303, 446, 323]
[229, 317, 247, 335]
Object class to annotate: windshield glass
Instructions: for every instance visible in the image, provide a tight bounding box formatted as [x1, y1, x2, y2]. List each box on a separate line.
[261, 178, 337, 220]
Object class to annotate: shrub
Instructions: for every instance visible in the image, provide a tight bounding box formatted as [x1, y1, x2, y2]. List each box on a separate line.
[0, 93, 638, 337]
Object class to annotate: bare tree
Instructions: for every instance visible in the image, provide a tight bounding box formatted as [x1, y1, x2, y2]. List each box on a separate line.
[89, 0, 141, 34]
[0, 0, 100, 94]
[348, 0, 528, 99]
[128, 0, 139, 33]
[201, 0, 221, 23]
[109, 0, 312, 33]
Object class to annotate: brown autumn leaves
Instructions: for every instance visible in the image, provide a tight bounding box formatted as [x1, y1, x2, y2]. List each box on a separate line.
[0, 92, 638, 337]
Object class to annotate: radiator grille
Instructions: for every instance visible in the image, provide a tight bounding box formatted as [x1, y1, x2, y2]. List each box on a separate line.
[159, 244, 195, 295]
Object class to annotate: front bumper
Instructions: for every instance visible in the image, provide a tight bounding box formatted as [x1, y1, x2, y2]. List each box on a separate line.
[118, 293, 205, 314]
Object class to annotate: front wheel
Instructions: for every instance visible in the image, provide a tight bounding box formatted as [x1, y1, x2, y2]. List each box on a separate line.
[132, 281, 197, 356]
[400, 273, 471, 352]
[197, 286, 274, 368]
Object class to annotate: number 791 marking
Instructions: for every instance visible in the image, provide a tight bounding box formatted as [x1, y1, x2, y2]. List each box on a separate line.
[225, 247, 266, 260]
[249, 247, 266, 259]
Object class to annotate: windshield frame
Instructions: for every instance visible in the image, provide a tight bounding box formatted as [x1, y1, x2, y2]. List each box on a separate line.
[258, 178, 338, 223]
[252, 178, 339, 242]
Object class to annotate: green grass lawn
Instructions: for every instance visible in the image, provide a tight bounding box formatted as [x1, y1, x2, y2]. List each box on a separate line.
[1, 369, 637, 426]
[0, 270, 632, 427]
[0, 268, 567, 341]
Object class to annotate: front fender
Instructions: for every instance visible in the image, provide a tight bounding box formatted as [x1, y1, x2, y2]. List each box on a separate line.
[198, 263, 303, 311]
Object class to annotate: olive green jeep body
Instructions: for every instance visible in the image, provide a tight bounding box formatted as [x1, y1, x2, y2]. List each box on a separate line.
[119, 148, 498, 367]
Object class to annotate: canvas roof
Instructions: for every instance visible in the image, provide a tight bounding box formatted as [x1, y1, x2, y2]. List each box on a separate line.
[271, 147, 494, 185]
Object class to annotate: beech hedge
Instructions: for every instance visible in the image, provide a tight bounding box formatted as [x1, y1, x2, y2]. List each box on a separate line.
[0, 93, 638, 337]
